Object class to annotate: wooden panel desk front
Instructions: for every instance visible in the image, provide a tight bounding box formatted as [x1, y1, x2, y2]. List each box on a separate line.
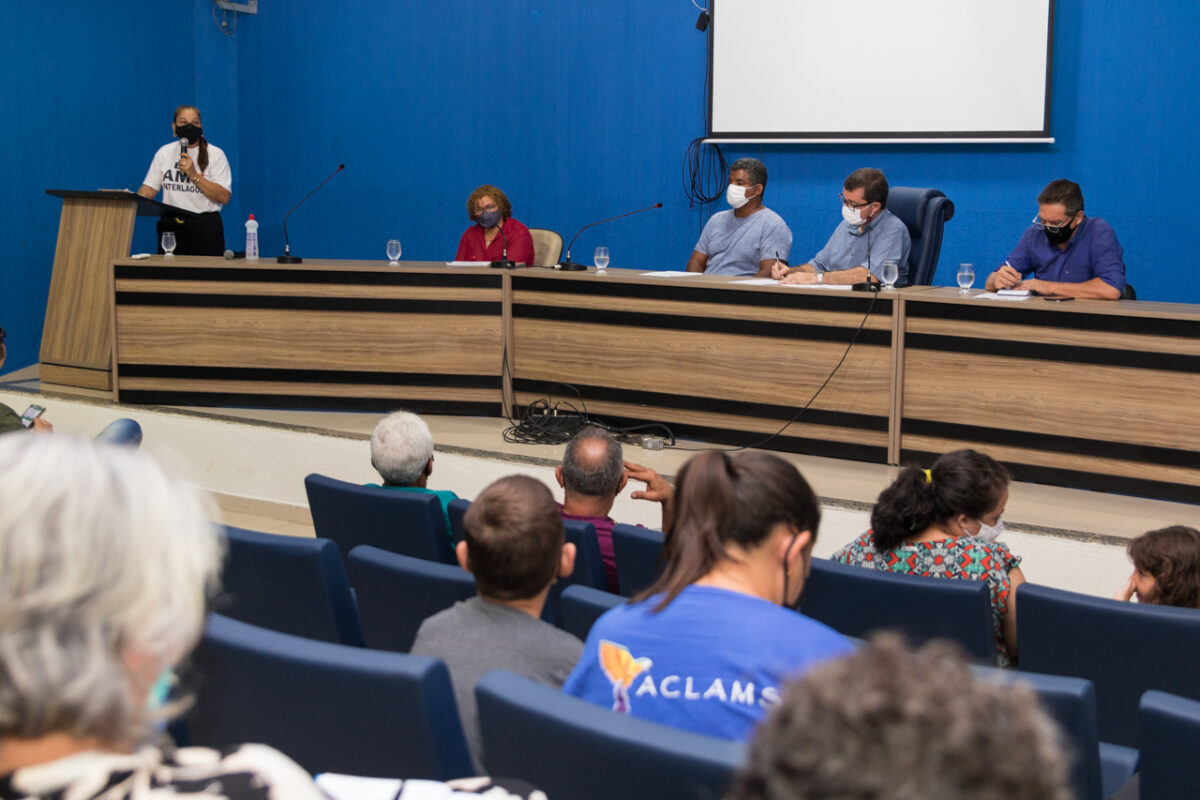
[112, 258, 504, 415]
[508, 270, 898, 463]
[899, 288, 1200, 501]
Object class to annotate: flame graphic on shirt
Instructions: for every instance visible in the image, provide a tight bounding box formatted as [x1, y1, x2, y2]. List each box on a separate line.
[599, 640, 652, 714]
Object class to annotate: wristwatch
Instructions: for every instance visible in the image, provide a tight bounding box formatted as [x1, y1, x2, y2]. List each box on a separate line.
[817, 271, 824, 285]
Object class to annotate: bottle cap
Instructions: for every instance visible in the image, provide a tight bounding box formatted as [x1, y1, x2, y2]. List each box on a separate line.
[248, 214, 255, 220]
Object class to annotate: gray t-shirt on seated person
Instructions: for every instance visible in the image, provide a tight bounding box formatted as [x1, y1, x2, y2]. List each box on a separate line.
[695, 207, 793, 276]
[411, 596, 583, 773]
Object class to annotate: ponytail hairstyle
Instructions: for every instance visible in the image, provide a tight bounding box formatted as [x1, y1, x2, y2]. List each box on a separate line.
[636, 451, 820, 612]
[870, 449, 1010, 551]
[1128, 526, 1200, 608]
[173, 105, 209, 173]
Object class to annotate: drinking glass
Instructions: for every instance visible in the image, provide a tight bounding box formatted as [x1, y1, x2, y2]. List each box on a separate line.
[957, 262, 975, 293]
[386, 239, 402, 265]
[881, 259, 898, 290]
[161, 232, 176, 256]
[594, 246, 610, 273]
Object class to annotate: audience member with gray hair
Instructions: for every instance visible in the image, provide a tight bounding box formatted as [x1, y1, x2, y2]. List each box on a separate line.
[0, 434, 326, 799]
[556, 426, 674, 592]
[727, 635, 1073, 800]
[0, 434, 544, 799]
[367, 409, 459, 536]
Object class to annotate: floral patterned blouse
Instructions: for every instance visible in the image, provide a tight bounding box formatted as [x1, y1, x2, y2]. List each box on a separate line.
[831, 532, 1022, 666]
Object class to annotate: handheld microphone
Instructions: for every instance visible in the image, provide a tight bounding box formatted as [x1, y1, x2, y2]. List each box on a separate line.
[490, 223, 516, 269]
[277, 164, 345, 264]
[559, 202, 663, 271]
[178, 137, 189, 172]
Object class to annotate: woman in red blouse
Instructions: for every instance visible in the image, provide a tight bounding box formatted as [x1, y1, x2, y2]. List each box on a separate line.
[455, 185, 535, 266]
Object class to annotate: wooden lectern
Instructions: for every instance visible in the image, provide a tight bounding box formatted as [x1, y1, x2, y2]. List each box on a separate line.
[40, 189, 195, 391]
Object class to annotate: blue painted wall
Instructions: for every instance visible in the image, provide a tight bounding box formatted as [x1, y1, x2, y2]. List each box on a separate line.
[4, 1, 1198, 369]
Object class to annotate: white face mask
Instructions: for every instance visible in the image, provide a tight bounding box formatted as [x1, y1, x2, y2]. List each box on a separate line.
[727, 184, 753, 209]
[842, 204, 866, 227]
[974, 519, 1005, 543]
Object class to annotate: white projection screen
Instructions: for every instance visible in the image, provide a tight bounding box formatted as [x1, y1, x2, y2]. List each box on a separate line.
[709, 0, 1054, 142]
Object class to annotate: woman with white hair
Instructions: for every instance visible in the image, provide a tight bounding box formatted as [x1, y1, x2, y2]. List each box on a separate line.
[0, 436, 536, 798]
[0, 434, 325, 798]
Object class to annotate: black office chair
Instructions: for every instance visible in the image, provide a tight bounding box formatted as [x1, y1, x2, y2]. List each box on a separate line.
[887, 187, 956, 286]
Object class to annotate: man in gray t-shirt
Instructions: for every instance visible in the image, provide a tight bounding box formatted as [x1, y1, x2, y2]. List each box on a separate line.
[686, 158, 792, 277]
[410, 475, 583, 774]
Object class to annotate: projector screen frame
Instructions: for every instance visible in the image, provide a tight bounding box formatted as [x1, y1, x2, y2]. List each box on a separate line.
[706, 0, 1056, 144]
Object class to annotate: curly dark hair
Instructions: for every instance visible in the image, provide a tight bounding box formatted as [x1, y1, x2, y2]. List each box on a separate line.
[870, 449, 1010, 550]
[465, 184, 513, 223]
[1128, 526, 1200, 608]
[727, 635, 1073, 800]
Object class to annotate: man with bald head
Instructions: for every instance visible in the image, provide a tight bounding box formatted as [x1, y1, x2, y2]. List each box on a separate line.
[556, 426, 673, 592]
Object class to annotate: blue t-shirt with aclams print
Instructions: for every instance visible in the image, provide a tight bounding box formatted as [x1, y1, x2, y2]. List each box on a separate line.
[561, 584, 851, 741]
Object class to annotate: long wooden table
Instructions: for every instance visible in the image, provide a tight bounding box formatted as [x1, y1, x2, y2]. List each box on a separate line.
[108, 259, 1200, 502]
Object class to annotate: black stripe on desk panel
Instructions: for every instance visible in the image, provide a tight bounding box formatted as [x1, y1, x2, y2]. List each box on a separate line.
[512, 275, 894, 314]
[901, 448, 1200, 506]
[118, 365, 501, 389]
[115, 292, 500, 315]
[516, 405, 887, 463]
[515, 379, 888, 432]
[905, 301, 1200, 338]
[114, 265, 502, 289]
[902, 418, 1200, 470]
[905, 332, 1200, 373]
[513, 304, 892, 345]
[118, 390, 499, 416]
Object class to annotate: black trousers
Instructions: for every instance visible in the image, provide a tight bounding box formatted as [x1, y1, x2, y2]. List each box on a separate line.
[157, 211, 225, 256]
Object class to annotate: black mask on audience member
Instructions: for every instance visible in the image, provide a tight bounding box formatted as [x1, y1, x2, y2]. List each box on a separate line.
[1045, 222, 1076, 247]
[175, 123, 203, 145]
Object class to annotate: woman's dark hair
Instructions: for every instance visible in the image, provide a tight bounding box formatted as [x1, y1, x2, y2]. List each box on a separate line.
[173, 105, 209, 173]
[1128, 526, 1200, 609]
[466, 184, 512, 222]
[635, 451, 820, 611]
[870, 449, 1010, 551]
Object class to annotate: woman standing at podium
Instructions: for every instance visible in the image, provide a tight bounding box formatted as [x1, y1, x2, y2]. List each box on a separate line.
[137, 105, 232, 256]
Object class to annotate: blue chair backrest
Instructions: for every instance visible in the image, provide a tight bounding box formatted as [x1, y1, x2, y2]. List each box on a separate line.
[973, 665, 1106, 800]
[346, 545, 476, 652]
[611, 523, 665, 598]
[558, 584, 624, 641]
[188, 614, 474, 780]
[544, 519, 607, 625]
[1018, 582, 1200, 747]
[886, 186, 955, 286]
[476, 670, 745, 800]
[448, 496, 471, 542]
[1139, 690, 1200, 799]
[304, 473, 454, 565]
[800, 557, 994, 663]
[218, 526, 364, 647]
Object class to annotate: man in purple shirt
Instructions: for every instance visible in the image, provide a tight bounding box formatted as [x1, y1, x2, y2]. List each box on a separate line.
[986, 179, 1126, 300]
[556, 427, 673, 593]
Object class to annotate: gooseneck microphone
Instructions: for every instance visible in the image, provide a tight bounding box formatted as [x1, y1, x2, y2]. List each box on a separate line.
[559, 202, 664, 271]
[277, 164, 345, 264]
[490, 223, 516, 270]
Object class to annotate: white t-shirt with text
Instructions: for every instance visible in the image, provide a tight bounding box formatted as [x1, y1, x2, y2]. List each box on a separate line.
[141, 141, 231, 214]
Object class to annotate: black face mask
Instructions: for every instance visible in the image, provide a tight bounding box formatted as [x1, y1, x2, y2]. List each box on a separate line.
[1044, 221, 1076, 246]
[174, 123, 203, 145]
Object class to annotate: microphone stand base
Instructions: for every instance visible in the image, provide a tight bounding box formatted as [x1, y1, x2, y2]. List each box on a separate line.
[850, 281, 881, 292]
[558, 260, 589, 272]
[489, 260, 517, 269]
[276, 255, 303, 264]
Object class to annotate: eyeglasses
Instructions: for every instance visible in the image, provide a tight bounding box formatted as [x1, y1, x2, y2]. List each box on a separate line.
[1032, 214, 1076, 234]
[839, 192, 873, 210]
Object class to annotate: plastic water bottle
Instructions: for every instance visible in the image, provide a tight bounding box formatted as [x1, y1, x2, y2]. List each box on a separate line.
[245, 214, 259, 261]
